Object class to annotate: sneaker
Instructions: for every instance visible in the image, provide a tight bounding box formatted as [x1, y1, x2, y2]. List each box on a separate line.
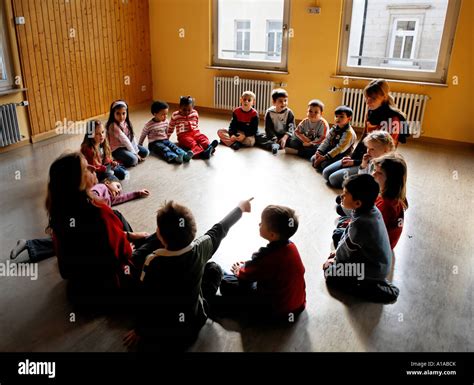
[210, 140, 219, 155]
[10, 239, 27, 260]
[202, 147, 212, 159]
[183, 150, 194, 162]
[175, 153, 184, 164]
[230, 142, 241, 151]
[271, 143, 280, 155]
[167, 154, 178, 163]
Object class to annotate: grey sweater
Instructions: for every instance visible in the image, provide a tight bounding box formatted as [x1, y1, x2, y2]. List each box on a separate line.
[264, 106, 296, 139]
[335, 206, 392, 281]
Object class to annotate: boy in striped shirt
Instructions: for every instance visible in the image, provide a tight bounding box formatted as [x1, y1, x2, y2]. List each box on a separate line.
[139, 101, 193, 164]
[168, 96, 218, 159]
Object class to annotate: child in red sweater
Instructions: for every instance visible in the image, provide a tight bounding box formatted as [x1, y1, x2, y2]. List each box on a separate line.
[168, 96, 218, 159]
[372, 153, 408, 249]
[80, 120, 128, 181]
[218, 205, 306, 320]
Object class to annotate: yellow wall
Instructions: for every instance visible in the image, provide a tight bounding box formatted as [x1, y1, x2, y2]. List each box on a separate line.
[0, 0, 29, 142]
[149, 0, 474, 144]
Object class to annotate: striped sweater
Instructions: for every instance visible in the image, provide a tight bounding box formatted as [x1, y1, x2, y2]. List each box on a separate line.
[168, 110, 200, 137]
[139, 119, 169, 146]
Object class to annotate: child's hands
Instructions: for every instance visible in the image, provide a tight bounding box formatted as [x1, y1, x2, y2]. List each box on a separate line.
[360, 153, 371, 169]
[303, 141, 314, 147]
[137, 155, 145, 163]
[341, 157, 354, 167]
[238, 197, 253, 213]
[139, 189, 150, 198]
[128, 232, 150, 241]
[111, 161, 119, 168]
[278, 135, 288, 149]
[231, 261, 245, 275]
[123, 329, 140, 349]
[235, 132, 246, 143]
[323, 253, 336, 270]
[313, 153, 324, 168]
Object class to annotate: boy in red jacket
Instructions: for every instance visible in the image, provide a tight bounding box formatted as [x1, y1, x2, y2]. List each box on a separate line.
[219, 205, 306, 321]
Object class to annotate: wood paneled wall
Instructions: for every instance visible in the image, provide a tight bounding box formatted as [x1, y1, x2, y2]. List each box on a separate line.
[11, 0, 152, 138]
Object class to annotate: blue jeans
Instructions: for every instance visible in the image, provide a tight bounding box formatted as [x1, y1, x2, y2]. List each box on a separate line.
[149, 139, 186, 162]
[112, 145, 149, 168]
[322, 160, 359, 188]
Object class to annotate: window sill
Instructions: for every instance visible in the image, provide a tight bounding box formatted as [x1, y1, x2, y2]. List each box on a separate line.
[0, 88, 28, 96]
[207, 66, 289, 75]
[331, 75, 448, 87]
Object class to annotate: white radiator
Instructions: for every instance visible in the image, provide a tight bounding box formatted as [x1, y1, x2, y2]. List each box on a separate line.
[341, 88, 429, 133]
[0, 103, 21, 147]
[214, 76, 276, 115]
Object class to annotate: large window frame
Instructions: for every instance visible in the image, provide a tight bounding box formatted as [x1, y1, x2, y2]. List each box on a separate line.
[337, 0, 461, 84]
[0, 1, 14, 91]
[212, 0, 290, 72]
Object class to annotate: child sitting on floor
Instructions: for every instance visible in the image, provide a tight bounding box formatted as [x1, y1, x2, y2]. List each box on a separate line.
[106, 100, 149, 167]
[285, 99, 329, 159]
[218, 205, 306, 321]
[10, 176, 150, 263]
[123, 198, 253, 351]
[256, 88, 296, 155]
[372, 154, 408, 249]
[217, 91, 259, 150]
[80, 120, 128, 181]
[139, 101, 193, 164]
[323, 174, 399, 303]
[168, 96, 218, 159]
[312, 106, 356, 171]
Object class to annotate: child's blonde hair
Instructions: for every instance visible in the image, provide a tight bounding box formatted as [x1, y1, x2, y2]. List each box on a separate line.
[363, 130, 395, 152]
[373, 153, 408, 209]
[80, 120, 112, 164]
[241, 90, 256, 100]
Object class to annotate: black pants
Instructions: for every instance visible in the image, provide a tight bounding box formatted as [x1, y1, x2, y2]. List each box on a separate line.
[286, 137, 319, 160]
[255, 133, 282, 151]
[138, 262, 223, 352]
[20, 210, 147, 263]
[324, 266, 400, 303]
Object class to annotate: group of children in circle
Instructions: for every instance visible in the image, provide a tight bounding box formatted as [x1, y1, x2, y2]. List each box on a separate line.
[9, 78, 410, 351]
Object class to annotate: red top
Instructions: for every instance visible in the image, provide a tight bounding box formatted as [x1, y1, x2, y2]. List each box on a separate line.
[81, 146, 112, 174]
[376, 196, 404, 249]
[238, 241, 306, 316]
[53, 200, 135, 290]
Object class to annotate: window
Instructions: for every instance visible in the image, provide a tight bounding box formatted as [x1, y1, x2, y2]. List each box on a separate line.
[213, 0, 290, 71]
[338, 0, 461, 83]
[0, 1, 13, 90]
[266, 20, 283, 59]
[390, 19, 417, 60]
[234, 20, 251, 58]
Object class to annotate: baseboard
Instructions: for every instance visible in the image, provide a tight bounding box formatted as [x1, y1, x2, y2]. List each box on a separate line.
[0, 138, 30, 153]
[412, 136, 474, 149]
[31, 130, 62, 143]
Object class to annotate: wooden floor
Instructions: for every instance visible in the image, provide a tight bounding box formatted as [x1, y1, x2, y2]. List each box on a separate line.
[1, 104, 473, 352]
